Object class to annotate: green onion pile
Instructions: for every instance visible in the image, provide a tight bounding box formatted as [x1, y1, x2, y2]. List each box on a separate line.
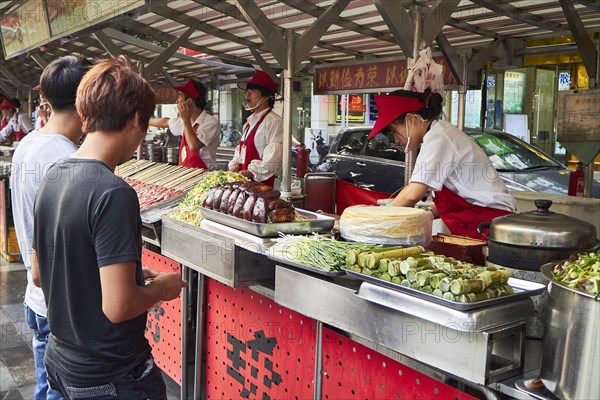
[170, 171, 248, 226]
[552, 252, 600, 296]
[269, 235, 383, 272]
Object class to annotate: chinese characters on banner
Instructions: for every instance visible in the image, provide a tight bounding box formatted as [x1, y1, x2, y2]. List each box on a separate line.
[314, 57, 456, 94]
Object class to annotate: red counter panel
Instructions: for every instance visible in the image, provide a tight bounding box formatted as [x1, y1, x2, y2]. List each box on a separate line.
[142, 248, 182, 385]
[321, 327, 477, 400]
[205, 279, 316, 400]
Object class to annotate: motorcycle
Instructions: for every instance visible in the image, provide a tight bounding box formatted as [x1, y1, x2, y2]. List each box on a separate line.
[291, 129, 330, 173]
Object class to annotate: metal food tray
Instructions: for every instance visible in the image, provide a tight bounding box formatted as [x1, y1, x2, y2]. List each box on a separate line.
[267, 253, 343, 277]
[343, 268, 546, 311]
[199, 207, 335, 237]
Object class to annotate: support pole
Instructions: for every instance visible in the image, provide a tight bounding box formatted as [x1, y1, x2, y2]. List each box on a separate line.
[281, 29, 295, 200]
[457, 53, 469, 131]
[404, 4, 422, 187]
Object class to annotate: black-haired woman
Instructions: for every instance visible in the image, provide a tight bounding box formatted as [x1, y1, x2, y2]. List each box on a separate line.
[368, 89, 515, 239]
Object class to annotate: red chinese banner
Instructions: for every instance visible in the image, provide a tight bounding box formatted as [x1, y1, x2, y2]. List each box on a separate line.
[314, 57, 456, 94]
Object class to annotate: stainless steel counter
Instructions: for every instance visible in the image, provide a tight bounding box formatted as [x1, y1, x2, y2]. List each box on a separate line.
[275, 266, 529, 385]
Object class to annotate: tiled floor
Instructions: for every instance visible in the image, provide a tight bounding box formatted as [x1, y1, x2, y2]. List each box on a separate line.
[0, 260, 181, 399]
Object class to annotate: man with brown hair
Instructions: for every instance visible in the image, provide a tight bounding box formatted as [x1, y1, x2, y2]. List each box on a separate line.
[32, 56, 187, 399]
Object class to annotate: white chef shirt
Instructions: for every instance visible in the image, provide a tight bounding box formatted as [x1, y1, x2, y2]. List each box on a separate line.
[228, 108, 283, 183]
[168, 110, 220, 169]
[410, 120, 516, 212]
[0, 112, 33, 140]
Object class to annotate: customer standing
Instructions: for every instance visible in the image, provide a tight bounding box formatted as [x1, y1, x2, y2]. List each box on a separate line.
[11, 55, 89, 400]
[149, 79, 220, 169]
[369, 89, 515, 239]
[0, 97, 33, 141]
[31, 57, 187, 399]
[229, 70, 283, 186]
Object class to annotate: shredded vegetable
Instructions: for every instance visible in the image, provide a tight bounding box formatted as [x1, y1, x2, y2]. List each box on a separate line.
[170, 171, 248, 226]
[269, 234, 383, 272]
[552, 252, 600, 296]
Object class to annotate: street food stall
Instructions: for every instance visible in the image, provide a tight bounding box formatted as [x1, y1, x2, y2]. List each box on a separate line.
[2, 1, 599, 399]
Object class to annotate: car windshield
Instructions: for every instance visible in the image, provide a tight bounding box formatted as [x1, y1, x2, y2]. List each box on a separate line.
[467, 131, 563, 172]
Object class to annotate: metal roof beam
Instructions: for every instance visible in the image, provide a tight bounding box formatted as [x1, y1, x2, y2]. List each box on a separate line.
[30, 54, 49, 69]
[144, 26, 195, 79]
[249, 48, 278, 82]
[422, 0, 461, 46]
[295, 0, 351, 68]
[469, 0, 566, 32]
[373, 0, 415, 57]
[194, 0, 370, 63]
[574, 0, 600, 13]
[279, 0, 396, 44]
[559, 0, 597, 80]
[446, 18, 503, 39]
[121, 19, 253, 67]
[93, 30, 124, 58]
[102, 28, 254, 73]
[0, 66, 22, 89]
[234, 0, 288, 67]
[435, 33, 464, 85]
[151, 5, 264, 57]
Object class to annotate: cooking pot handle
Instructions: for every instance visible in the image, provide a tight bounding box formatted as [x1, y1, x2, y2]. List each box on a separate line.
[590, 240, 600, 252]
[477, 222, 490, 239]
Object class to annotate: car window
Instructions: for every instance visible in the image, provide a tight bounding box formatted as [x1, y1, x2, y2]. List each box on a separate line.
[365, 132, 405, 162]
[336, 130, 368, 155]
[469, 132, 561, 171]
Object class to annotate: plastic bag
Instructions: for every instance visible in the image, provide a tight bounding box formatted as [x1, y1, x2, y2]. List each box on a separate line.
[404, 47, 444, 94]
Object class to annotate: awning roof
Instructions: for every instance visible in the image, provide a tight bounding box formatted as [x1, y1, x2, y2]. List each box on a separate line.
[1, 0, 598, 96]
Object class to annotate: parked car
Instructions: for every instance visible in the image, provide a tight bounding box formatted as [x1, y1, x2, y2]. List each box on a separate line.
[323, 125, 600, 198]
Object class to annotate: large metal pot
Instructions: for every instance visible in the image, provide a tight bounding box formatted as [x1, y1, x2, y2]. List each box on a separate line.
[540, 262, 600, 400]
[478, 199, 598, 271]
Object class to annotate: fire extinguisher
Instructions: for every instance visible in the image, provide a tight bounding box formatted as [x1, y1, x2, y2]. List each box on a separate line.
[568, 161, 585, 197]
[295, 146, 310, 178]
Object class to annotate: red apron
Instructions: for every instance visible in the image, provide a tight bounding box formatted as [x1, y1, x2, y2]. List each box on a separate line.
[432, 185, 513, 240]
[240, 109, 275, 187]
[4, 115, 27, 142]
[178, 123, 207, 169]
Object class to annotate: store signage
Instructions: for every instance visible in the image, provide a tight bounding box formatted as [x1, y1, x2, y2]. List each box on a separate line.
[336, 94, 366, 123]
[1, 0, 146, 59]
[314, 57, 456, 94]
[503, 71, 526, 114]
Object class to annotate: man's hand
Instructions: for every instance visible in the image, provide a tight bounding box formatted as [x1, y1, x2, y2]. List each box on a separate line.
[230, 162, 241, 172]
[142, 266, 160, 280]
[240, 169, 254, 179]
[177, 98, 191, 121]
[152, 272, 188, 301]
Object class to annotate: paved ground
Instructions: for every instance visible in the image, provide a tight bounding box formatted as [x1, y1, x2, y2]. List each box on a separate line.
[0, 259, 181, 399]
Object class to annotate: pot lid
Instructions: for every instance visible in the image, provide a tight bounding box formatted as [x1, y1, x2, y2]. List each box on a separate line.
[487, 200, 597, 249]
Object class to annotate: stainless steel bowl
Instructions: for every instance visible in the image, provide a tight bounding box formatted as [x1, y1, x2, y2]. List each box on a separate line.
[540, 262, 600, 400]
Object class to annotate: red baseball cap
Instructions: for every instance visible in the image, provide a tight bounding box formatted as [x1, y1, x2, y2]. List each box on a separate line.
[172, 79, 206, 100]
[237, 70, 277, 95]
[368, 94, 425, 139]
[0, 98, 16, 109]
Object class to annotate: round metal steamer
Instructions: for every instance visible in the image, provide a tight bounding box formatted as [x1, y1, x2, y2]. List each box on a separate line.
[478, 199, 598, 271]
[540, 262, 600, 400]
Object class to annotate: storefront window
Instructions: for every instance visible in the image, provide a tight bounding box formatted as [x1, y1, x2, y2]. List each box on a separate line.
[449, 90, 482, 128]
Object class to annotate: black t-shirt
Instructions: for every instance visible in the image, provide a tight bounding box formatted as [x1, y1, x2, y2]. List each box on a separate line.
[33, 158, 149, 385]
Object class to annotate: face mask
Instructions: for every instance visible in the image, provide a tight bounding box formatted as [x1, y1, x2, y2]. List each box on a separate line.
[244, 96, 267, 111]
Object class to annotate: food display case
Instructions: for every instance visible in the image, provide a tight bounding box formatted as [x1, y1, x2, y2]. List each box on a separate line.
[159, 184, 571, 400]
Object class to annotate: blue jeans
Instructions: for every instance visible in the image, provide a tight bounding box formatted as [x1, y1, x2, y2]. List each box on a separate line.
[25, 305, 64, 400]
[46, 357, 167, 400]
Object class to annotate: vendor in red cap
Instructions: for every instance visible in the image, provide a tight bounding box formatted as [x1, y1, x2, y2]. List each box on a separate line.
[370, 89, 515, 239]
[149, 79, 220, 169]
[0, 97, 33, 142]
[228, 70, 283, 186]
